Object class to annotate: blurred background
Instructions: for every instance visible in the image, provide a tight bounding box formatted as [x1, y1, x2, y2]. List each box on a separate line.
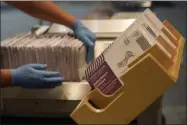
[1, 1, 186, 124]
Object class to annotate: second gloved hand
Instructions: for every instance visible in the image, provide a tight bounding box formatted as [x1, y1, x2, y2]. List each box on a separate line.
[10, 64, 64, 89]
[71, 20, 96, 63]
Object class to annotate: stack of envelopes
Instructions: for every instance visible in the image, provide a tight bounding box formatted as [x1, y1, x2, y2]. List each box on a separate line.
[1, 33, 87, 82]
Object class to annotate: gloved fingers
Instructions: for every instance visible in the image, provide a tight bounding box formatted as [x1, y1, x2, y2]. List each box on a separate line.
[87, 32, 96, 43]
[28, 64, 47, 70]
[81, 36, 95, 63]
[43, 77, 64, 84]
[86, 46, 95, 63]
[35, 70, 61, 77]
[80, 36, 94, 47]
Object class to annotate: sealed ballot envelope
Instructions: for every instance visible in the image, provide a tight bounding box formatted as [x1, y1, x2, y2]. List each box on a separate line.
[85, 9, 177, 95]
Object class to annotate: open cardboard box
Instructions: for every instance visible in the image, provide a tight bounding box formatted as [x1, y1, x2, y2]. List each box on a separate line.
[70, 20, 185, 124]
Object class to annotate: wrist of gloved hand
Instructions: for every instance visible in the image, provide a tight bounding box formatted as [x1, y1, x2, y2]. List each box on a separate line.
[70, 19, 82, 31]
[70, 19, 86, 31]
[10, 64, 64, 89]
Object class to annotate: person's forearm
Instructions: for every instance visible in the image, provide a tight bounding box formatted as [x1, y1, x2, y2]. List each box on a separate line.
[6, 1, 77, 28]
[0, 70, 12, 88]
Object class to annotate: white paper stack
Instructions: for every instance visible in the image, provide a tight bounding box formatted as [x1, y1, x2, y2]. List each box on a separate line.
[1, 34, 87, 82]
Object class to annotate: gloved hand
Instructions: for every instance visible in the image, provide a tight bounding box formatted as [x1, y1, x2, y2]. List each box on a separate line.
[10, 64, 64, 89]
[71, 20, 96, 63]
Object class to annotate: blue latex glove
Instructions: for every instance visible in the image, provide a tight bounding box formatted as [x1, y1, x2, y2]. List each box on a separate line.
[71, 20, 96, 63]
[10, 64, 64, 89]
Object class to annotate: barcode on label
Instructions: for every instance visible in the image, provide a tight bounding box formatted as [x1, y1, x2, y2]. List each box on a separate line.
[136, 35, 151, 51]
[142, 23, 156, 38]
[146, 26, 156, 38]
